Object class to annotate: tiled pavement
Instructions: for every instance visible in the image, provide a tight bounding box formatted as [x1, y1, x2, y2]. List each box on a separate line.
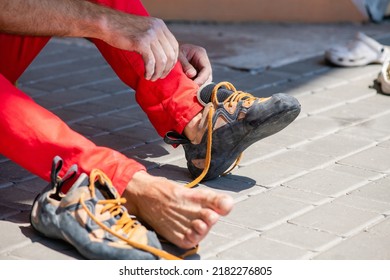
[1, 22, 390, 260]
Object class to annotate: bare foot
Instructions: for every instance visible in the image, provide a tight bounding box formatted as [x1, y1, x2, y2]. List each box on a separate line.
[123, 170, 234, 249]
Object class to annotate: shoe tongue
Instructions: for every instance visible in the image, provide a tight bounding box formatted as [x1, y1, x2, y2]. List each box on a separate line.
[68, 173, 117, 200]
[198, 83, 232, 106]
[94, 180, 118, 200]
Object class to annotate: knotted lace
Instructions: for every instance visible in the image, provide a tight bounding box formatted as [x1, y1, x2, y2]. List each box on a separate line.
[79, 169, 182, 260]
[185, 81, 266, 188]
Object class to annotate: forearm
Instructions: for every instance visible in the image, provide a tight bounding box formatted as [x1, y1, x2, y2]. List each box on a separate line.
[0, 0, 109, 39]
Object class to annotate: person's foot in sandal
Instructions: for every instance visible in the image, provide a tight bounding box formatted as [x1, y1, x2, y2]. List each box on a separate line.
[325, 32, 390, 67]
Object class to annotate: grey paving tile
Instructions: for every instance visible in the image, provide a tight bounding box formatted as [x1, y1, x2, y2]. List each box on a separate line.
[224, 191, 312, 231]
[0, 185, 38, 211]
[9, 239, 81, 260]
[319, 95, 390, 124]
[325, 162, 383, 180]
[261, 222, 341, 252]
[283, 168, 370, 197]
[264, 149, 333, 170]
[295, 133, 373, 159]
[0, 221, 36, 255]
[290, 202, 382, 237]
[198, 221, 255, 259]
[349, 175, 390, 205]
[216, 236, 309, 260]
[337, 145, 390, 173]
[269, 186, 329, 205]
[314, 217, 390, 260]
[333, 193, 390, 214]
[235, 159, 305, 187]
[0, 161, 34, 182]
[280, 115, 352, 140]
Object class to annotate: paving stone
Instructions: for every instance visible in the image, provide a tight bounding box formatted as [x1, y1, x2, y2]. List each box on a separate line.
[332, 193, 390, 214]
[9, 239, 82, 260]
[148, 163, 194, 184]
[235, 159, 305, 187]
[124, 140, 185, 166]
[0, 161, 33, 183]
[0, 204, 20, 220]
[325, 162, 383, 180]
[216, 236, 308, 260]
[349, 175, 390, 205]
[323, 64, 381, 82]
[319, 95, 390, 124]
[261, 222, 341, 252]
[68, 122, 106, 138]
[9, 177, 47, 194]
[295, 133, 373, 159]
[276, 56, 331, 77]
[280, 115, 351, 140]
[199, 222, 255, 259]
[290, 202, 382, 237]
[224, 192, 311, 231]
[90, 132, 145, 151]
[237, 140, 288, 166]
[314, 217, 390, 260]
[211, 64, 254, 85]
[21, 54, 104, 83]
[269, 186, 329, 205]
[378, 139, 390, 148]
[283, 168, 370, 197]
[264, 149, 333, 170]
[336, 121, 390, 142]
[320, 75, 377, 102]
[197, 175, 261, 200]
[24, 45, 93, 70]
[294, 93, 345, 115]
[337, 145, 390, 173]
[114, 125, 160, 143]
[226, 70, 290, 92]
[0, 221, 36, 255]
[34, 87, 107, 109]
[0, 186, 38, 211]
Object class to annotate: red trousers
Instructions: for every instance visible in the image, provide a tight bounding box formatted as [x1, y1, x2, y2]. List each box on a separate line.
[0, 0, 203, 194]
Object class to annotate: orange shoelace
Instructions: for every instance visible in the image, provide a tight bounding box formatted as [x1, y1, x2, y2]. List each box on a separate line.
[79, 169, 182, 260]
[184, 81, 268, 188]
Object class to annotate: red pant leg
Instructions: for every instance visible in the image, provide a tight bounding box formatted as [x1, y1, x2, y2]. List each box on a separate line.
[0, 75, 145, 194]
[0, 34, 50, 84]
[90, 0, 203, 136]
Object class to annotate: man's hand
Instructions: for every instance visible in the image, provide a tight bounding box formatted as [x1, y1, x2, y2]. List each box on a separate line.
[102, 15, 179, 82]
[179, 44, 212, 86]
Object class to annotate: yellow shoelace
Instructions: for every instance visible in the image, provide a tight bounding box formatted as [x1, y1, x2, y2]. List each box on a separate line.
[184, 81, 267, 188]
[80, 169, 182, 260]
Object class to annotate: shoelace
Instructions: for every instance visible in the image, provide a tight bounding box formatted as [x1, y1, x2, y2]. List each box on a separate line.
[185, 81, 266, 188]
[79, 169, 182, 260]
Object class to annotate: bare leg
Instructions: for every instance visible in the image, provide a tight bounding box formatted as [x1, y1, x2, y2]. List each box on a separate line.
[124, 171, 234, 249]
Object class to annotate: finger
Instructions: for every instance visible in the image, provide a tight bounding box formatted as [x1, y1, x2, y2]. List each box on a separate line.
[158, 34, 178, 79]
[150, 40, 167, 81]
[141, 47, 156, 80]
[163, 27, 179, 62]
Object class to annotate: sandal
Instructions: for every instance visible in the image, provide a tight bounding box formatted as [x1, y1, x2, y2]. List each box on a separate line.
[377, 59, 390, 95]
[325, 32, 390, 67]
